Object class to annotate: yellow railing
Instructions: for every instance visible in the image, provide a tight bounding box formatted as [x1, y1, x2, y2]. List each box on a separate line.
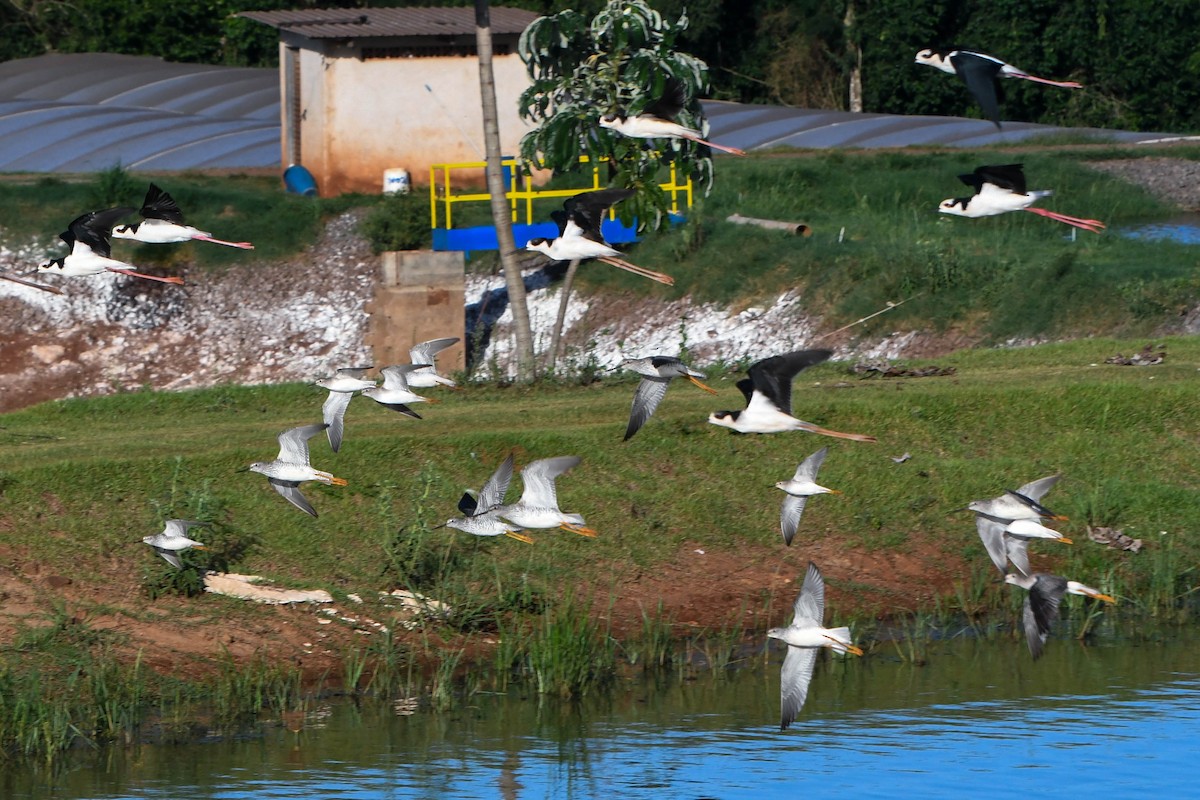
[428, 156, 693, 230]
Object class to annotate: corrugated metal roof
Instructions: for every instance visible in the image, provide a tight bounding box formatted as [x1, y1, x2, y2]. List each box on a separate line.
[239, 6, 539, 39]
[702, 101, 1168, 151]
[0, 52, 1177, 175]
[0, 54, 278, 172]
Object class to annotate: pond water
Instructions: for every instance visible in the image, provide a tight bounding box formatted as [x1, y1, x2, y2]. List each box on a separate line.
[7, 630, 1200, 799]
[1120, 217, 1200, 244]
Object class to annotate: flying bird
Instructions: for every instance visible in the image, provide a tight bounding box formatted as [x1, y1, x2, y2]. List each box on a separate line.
[495, 456, 596, 537]
[708, 349, 877, 441]
[599, 76, 746, 155]
[768, 562, 863, 730]
[914, 48, 1082, 128]
[38, 207, 185, 285]
[361, 364, 434, 418]
[405, 337, 461, 389]
[775, 447, 839, 546]
[111, 184, 254, 249]
[442, 453, 534, 543]
[142, 519, 209, 569]
[315, 366, 376, 453]
[247, 423, 347, 517]
[967, 474, 1070, 576]
[524, 188, 675, 285]
[1004, 572, 1116, 660]
[938, 164, 1105, 233]
[620, 355, 717, 441]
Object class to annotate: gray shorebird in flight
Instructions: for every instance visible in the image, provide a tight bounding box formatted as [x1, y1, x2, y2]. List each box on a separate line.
[315, 366, 376, 453]
[768, 562, 863, 730]
[620, 355, 717, 441]
[1005, 572, 1115, 660]
[775, 447, 840, 546]
[247, 423, 347, 517]
[143, 519, 209, 569]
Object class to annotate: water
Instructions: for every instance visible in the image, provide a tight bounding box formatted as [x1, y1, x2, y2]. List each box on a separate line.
[7, 633, 1200, 798]
[1120, 217, 1200, 244]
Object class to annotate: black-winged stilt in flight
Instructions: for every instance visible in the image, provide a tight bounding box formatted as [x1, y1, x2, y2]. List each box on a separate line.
[38, 207, 186, 285]
[524, 188, 674, 285]
[599, 76, 746, 156]
[938, 164, 1105, 233]
[111, 184, 254, 249]
[915, 48, 1082, 128]
[708, 349, 877, 441]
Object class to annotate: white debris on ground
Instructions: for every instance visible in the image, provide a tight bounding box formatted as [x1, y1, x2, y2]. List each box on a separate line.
[202, 573, 334, 604]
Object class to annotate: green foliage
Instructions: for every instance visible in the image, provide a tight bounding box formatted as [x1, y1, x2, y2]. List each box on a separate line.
[360, 192, 433, 253]
[518, 0, 715, 229]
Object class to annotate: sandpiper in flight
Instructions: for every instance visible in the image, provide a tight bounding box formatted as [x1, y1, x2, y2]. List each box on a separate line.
[495, 455, 597, 537]
[315, 366, 376, 453]
[1004, 572, 1116, 660]
[938, 164, 1106, 233]
[967, 474, 1069, 576]
[775, 447, 840, 546]
[708, 349, 877, 441]
[620, 355, 717, 441]
[361, 364, 435, 418]
[247, 423, 348, 517]
[769, 562, 863, 730]
[142, 519, 209, 569]
[442, 452, 534, 543]
[915, 48, 1082, 128]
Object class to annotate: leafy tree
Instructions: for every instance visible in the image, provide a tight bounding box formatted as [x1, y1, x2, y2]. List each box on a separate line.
[517, 0, 715, 229]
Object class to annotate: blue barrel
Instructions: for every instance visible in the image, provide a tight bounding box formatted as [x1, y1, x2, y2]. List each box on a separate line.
[283, 164, 317, 196]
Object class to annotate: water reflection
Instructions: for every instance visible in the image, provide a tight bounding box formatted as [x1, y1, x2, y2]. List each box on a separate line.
[8, 633, 1200, 798]
[1120, 217, 1200, 244]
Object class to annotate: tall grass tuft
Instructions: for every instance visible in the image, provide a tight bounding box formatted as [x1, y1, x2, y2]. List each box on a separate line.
[524, 595, 616, 699]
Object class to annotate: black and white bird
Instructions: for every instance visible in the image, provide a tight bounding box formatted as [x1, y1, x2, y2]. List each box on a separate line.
[246, 423, 347, 517]
[967, 474, 1070, 576]
[619, 355, 717, 441]
[38, 207, 185, 285]
[315, 367, 376, 453]
[111, 184, 254, 249]
[442, 453, 534, 543]
[599, 76, 746, 155]
[1004, 572, 1116, 660]
[405, 337, 460, 389]
[775, 447, 839, 546]
[914, 48, 1082, 128]
[361, 364, 434, 418]
[525, 188, 674, 285]
[938, 164, 1106, 233]
[708, 349, 877, 442]
[142, 519, 209, 569]
[768, 562, 863, 730]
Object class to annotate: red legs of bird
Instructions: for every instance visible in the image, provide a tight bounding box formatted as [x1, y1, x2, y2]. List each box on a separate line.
[1023, 207, 1106, 233]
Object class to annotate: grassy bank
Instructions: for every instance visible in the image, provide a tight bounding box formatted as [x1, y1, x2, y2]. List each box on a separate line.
[2, 336, 1199, 760]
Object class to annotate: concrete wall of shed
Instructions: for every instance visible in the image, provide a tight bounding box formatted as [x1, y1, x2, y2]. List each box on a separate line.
[290, 50, 530, 197]
[365, 250, 466, 374]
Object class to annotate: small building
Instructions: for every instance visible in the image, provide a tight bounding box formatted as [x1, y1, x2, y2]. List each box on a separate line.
[240, 6, 538, 196]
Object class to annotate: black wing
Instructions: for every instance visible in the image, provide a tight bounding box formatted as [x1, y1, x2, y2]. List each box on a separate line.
[642, 75, 688, 121]
[63, 206, 136, 258]
[140, 183, 186, 224]
[947, 51, 1004, 128]
[1025, 574, 1067, 660]
[563, 188, 635, 242]
[745, 349, 832, 416]
[958, 164, 1027, 195]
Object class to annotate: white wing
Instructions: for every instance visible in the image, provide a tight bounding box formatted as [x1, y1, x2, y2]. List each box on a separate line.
[780, 645, 819, 730]
[518, 456, 581, 509]
[276, 423, 327, 464]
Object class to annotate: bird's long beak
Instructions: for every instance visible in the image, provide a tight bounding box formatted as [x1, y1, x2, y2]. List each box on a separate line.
[1087, 591, 1117, 604]
[1057, 536, 1074, 545]
[686, 375, 719, 395]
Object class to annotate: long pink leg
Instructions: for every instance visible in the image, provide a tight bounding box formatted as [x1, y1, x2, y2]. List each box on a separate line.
[1, 274, 64, 295]
[107, 268, 186, 285]
[1014, 73, 1084, 89]
[597, 255, 675, 285]
[192, 235, 255, 250]
[683, 135, 747, 156]
[1024, 207, 1105, 233]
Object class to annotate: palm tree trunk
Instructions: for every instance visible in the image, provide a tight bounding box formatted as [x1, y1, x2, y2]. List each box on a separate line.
[475, 0, 536, 381]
